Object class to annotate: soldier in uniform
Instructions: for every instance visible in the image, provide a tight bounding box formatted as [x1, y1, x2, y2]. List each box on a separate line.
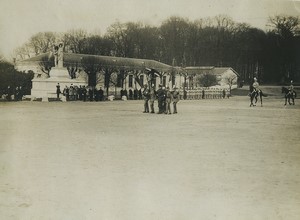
[253, 77, 260, 93]
[56, 83, 61, 100]
[82, 85, 87, 102]
[156, 84, 164, 114]
[165, 87, 172, 114]
[63, 85, 69, 101]
[18, 86, 23, 101]
[149, 84, 156, 113]
[99, 87, 104, 101]
[142, 84, 150, 113]
[88, 87, 94, 101]
[172, 85, 179, 114]
[288, 80, 295, 96]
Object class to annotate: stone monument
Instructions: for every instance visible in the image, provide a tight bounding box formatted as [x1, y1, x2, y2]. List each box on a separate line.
[31, 42, 86, 100]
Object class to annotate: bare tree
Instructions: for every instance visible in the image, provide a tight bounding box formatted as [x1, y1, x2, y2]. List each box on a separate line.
[223, 73, 237, 93]
[38, 55, 54, 77]
[14, 43, 33, 60]
[81, 56, 101, 87]
[268, 15, 300, 37]
[29, 32, 57, 55]
[63, 29, 88, 53]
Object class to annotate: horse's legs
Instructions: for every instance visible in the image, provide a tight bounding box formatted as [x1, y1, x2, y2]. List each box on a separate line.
[260, 95, 263, 107]
[284, 96, 287, 105]
[250, 96, 254, 107]
[254, 96, 257, 106]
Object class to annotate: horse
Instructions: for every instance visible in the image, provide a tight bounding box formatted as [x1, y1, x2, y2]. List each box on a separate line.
[282, 87, 297, 105]
[249, 85, 266, 107]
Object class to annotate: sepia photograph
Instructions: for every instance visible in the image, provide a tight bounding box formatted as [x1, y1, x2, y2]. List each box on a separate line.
[0, 0, 300, 219]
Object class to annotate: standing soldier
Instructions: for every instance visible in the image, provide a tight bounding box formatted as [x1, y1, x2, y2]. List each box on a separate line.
[99, 87, 104, 101]
[15, 86, 20, 101]
[78, 85, 83, 100]
[63, 85, 69, 101]
[142, 84, 150, 113]
[202, 88, 205, 99]
[165, 87, 172, 114]
[149, 84, 156, 113]
[6, 86, 12, 101]
[19, 86, 23, 101]
[172, 85, 179, 114]
[82, 86, 87, 102]
[88, 87, 94, 101]
[156, 84, 164, 114]
[56, 83, 61, 100]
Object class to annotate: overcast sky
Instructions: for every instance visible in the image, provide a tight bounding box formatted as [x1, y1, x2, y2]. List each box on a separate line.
[0, 0, 299, 59]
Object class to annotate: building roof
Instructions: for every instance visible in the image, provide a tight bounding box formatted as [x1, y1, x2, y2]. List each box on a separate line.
[184, 66, 239, 77]
[17, 53, 172, 72]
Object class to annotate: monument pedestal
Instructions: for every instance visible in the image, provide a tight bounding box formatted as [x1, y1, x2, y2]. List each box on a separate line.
[31, 67, 87, 99]
[49, 67, 70, 78]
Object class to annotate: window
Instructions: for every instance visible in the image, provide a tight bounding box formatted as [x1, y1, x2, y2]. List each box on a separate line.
[140, 75, 144, 86]
[163, 76, 167, 87]
[129, 75, 133, 88]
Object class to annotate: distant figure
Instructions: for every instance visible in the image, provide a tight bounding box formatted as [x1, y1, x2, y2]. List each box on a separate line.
[288, 80, 294, 95]
[202, 89, 205, 99]
[88, 87, 94, 101]
[6, 86, 12, 101]
[149, 84, 156, 113]
[99, 87, 104, 101]
[142, 84, 150, 113]
[222, 89, 226, 99]
[82, 86, 87, 102]
[172, 86, 179, 114]
[56, 83, 61, 99]
[63, 86, 69, 101]
[156, 84, 164, 114]
[120, 88, 124, 98]
[165, 87, 172, 114]
[253, 77, 260, 92]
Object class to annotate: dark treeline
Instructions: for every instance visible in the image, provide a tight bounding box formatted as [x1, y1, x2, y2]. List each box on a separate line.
[0, 60, 34, 95]
[15, 15, 300, 84]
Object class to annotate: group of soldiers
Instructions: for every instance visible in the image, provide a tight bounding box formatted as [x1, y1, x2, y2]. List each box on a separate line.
[56, 83, 104, 102]
[1, 85, 24, 101]
[184, 88, 231, 100]
[142, 84, 180, 114]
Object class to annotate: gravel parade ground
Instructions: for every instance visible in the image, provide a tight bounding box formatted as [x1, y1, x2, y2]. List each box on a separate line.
[1, 96, 300, 220]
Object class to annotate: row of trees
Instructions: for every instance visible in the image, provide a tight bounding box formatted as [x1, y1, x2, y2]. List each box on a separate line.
[14, 14, 300, 84]
[0, 60, 34, 95]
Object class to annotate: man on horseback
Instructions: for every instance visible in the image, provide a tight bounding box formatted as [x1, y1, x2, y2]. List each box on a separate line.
[288, 80, 295, 97]
[249, 77, 266, 107]
[252, 77, 260, 94]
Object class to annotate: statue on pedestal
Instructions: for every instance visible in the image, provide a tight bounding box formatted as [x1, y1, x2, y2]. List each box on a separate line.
[53, 42, 64, 68]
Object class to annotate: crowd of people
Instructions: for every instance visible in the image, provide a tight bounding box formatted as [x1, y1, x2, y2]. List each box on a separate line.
[142, 84, 180, 114]
[183, 88, 231, 100]
[56, 83, 105, 102]
[1, 85, 24, 101]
